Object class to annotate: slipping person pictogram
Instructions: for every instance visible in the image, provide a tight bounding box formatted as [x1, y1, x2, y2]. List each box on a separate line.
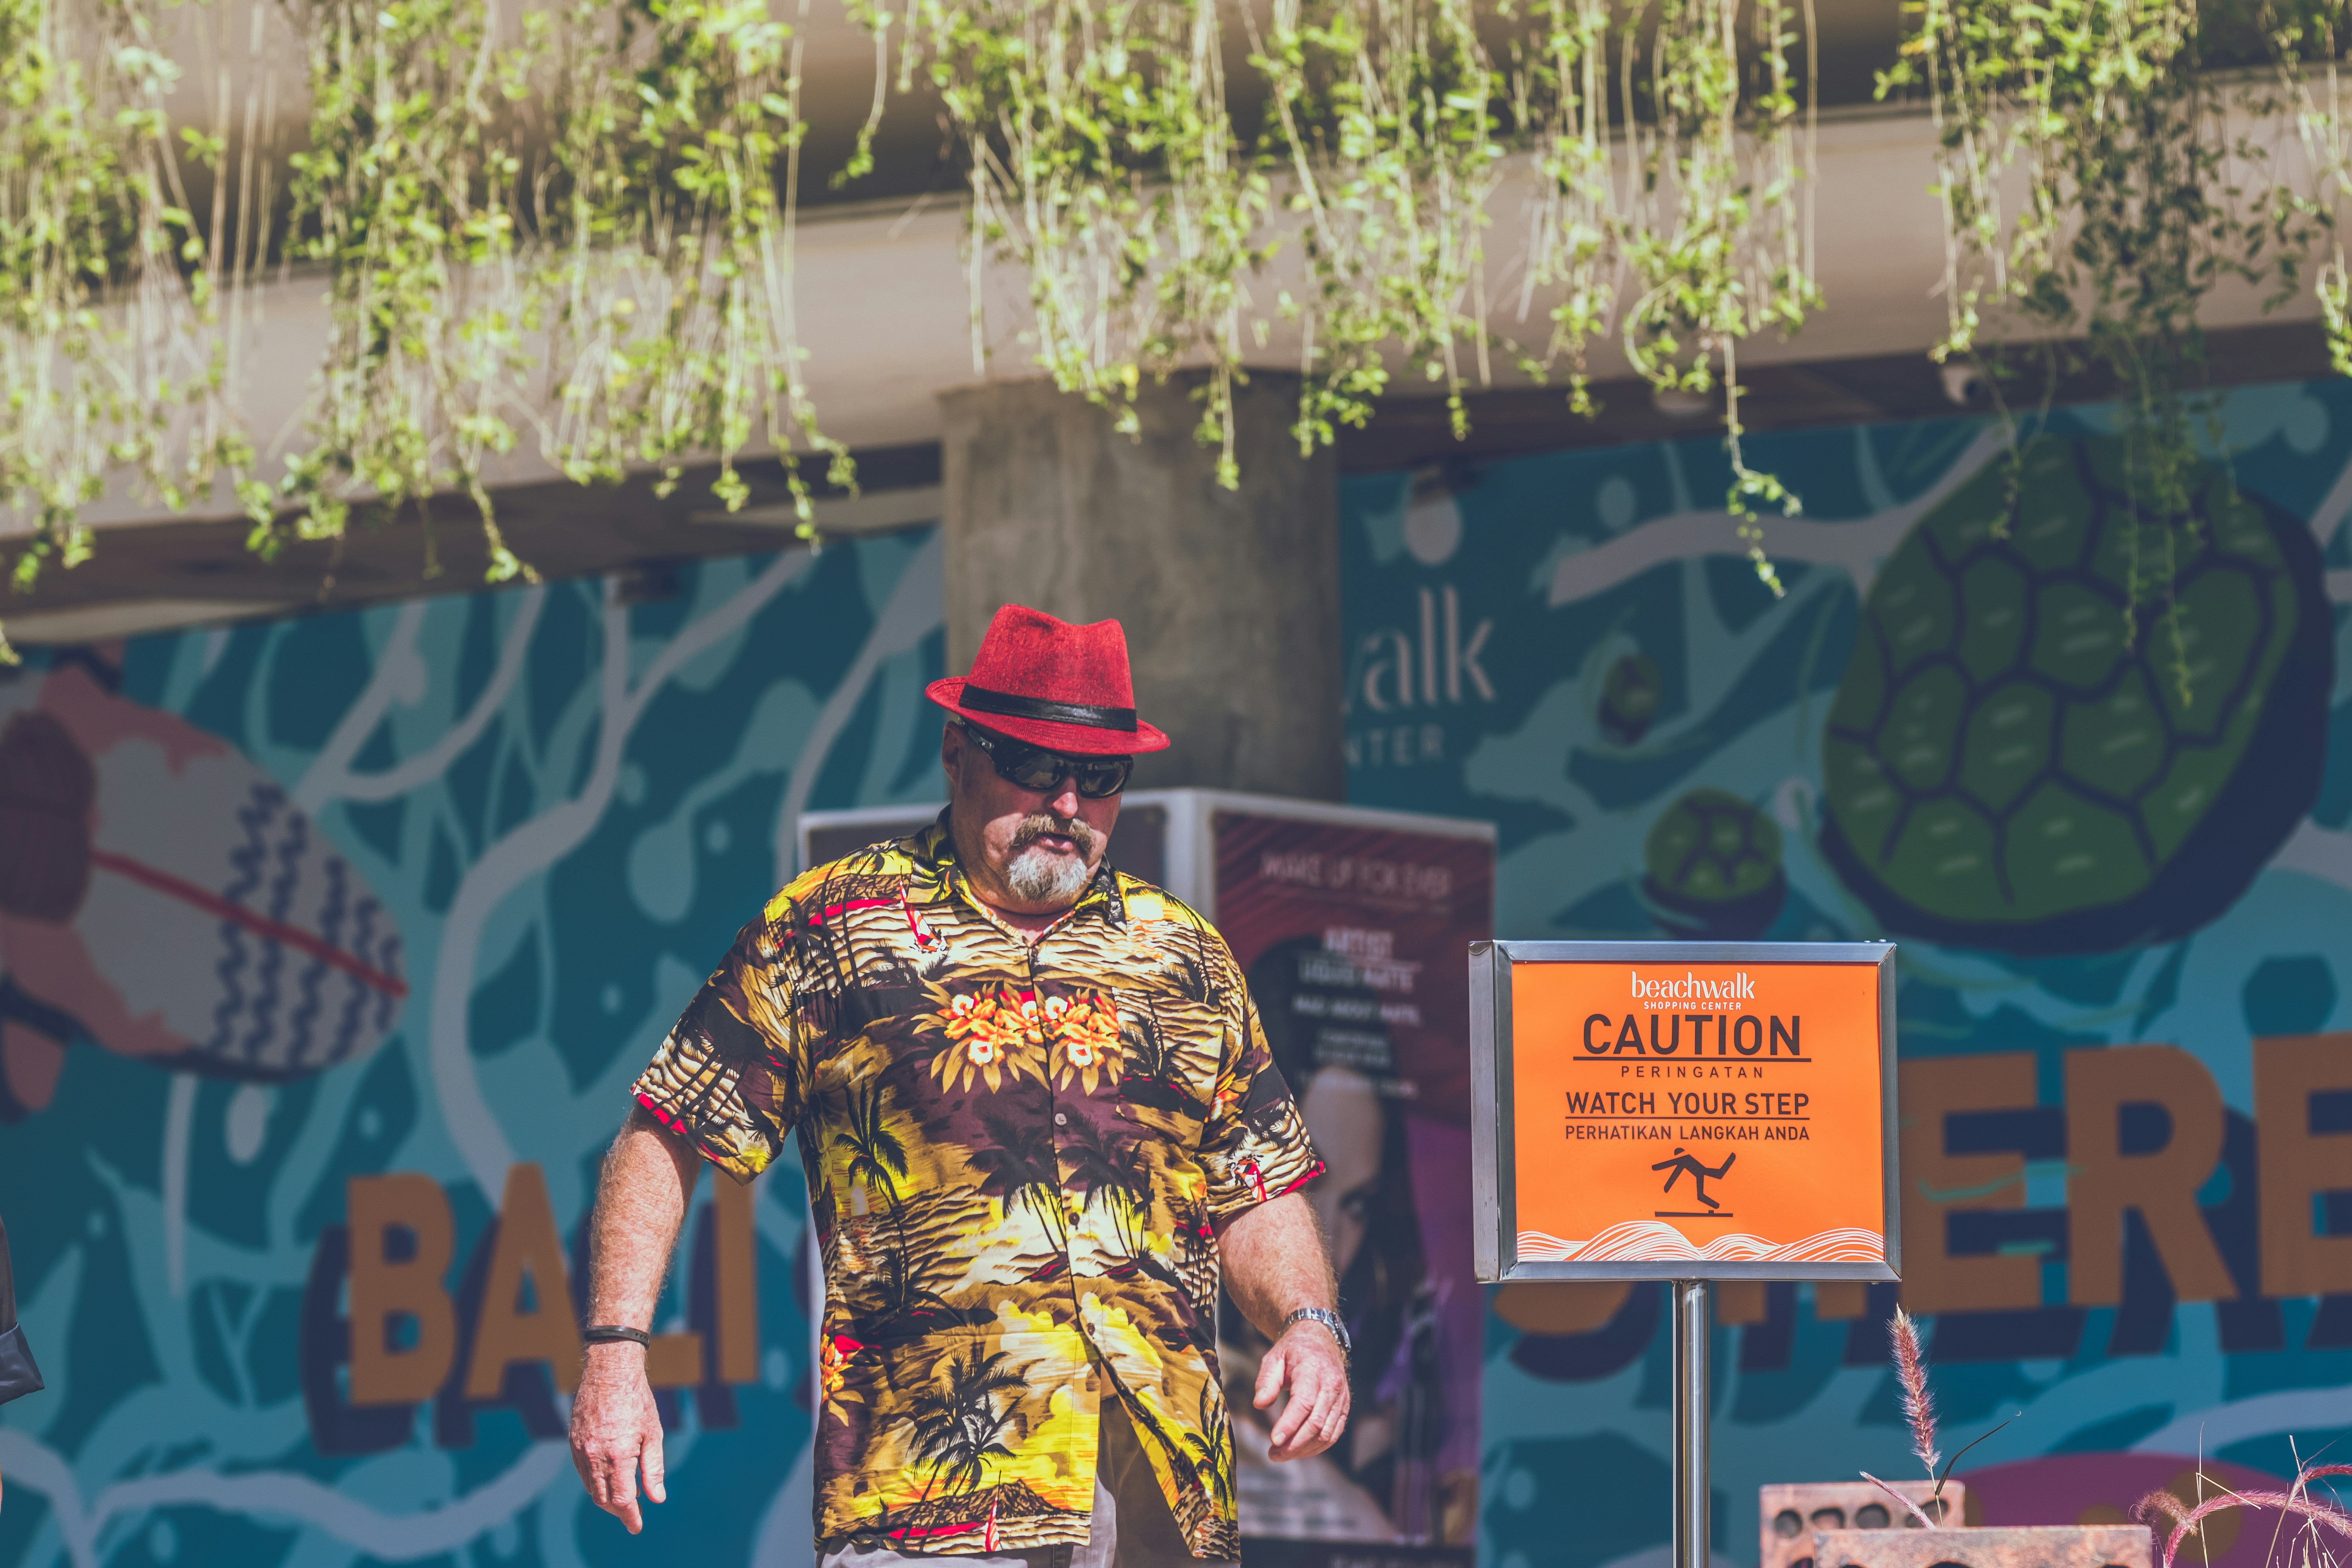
[1651, 1148, 1736, 1214]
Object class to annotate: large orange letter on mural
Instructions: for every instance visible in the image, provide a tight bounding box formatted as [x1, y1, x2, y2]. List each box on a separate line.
[637, 1176, 761, 1387]
[466, 1163, 586, 1398]
[2066, 1045, 2232, 1305]
[644, 1329, 704, 1390]
[2257, 1033, 2352, 1298]
[1899, 1054, 2041, 1314]
[347, 1172, 457, 1405]
[712, 1169, 761, 1382]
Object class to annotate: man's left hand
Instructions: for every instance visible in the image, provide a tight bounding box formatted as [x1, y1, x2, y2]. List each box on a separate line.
[1254, 1319, 1350, 1461]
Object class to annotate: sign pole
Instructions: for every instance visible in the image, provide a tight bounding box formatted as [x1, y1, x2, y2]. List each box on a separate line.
[1672, 1279, 1710, 1568]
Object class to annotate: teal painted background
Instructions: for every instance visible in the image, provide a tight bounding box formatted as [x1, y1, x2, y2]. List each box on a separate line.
[0, 530, 946, 1568]
[1338, 382, 2352, 1568]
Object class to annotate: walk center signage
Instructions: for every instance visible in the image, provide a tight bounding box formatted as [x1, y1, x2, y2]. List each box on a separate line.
[1469, 942, 1898, 1282]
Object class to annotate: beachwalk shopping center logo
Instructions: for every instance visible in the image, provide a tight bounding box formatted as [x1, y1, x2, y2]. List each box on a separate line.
[1628, 969, 1755, 1005]
[1579, 969, 1804, 1065]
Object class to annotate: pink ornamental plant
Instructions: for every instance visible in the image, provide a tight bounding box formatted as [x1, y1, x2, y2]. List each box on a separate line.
[1861, 1307, 2004, 1528]
[2136, 1462, 2352, 1568]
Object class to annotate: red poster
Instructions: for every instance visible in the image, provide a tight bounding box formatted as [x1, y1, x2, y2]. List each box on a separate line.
[1212, 809, 1493, 1558]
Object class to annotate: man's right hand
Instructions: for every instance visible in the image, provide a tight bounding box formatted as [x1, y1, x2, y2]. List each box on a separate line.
[569, 1343, 666, 1534]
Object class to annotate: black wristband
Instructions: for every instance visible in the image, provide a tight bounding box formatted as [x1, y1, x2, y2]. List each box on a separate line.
[583, 1324, 651, 1347]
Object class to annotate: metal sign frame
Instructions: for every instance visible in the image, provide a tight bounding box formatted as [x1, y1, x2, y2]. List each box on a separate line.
[1469, 938, 1900, 1284]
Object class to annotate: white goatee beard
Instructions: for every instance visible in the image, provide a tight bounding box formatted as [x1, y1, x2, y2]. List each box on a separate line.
[1006, 846, 1092, 905]
[996, 811, 1100, 906]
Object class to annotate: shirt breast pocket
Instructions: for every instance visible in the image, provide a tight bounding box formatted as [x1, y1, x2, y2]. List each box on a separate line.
[1113, 991, 1217, 1136]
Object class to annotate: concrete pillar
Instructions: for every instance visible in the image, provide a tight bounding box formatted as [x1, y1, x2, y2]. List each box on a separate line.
[938, 373, 1342, 799]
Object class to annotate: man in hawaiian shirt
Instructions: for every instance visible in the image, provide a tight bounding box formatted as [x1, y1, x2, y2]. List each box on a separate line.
[570, 604, 1350, 1566]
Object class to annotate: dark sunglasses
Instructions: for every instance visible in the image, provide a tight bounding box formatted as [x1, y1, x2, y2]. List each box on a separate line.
[955, 721, 1133, 799]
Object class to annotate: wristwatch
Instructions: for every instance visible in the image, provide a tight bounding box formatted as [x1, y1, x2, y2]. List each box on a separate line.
[1284, 1306, 1351, 1359]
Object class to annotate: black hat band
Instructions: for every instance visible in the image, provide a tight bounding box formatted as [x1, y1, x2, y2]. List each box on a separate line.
[959, 684, 1137, 731]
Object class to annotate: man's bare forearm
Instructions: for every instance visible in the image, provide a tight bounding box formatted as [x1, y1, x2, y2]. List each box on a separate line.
[1217, 1191, 1336, 1340]
[1219, 1191, 1350, 1459]
[571, 1106, 702, 1534]
[586, 1105, 702, 1329]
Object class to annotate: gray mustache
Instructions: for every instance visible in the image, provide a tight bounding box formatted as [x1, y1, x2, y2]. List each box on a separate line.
[1012, 812, 1097, 855]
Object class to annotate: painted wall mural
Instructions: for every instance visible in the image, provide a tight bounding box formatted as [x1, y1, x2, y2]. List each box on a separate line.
[9, 376, 2352, 1568]
[0, 529, 948, 1568]
[1339, 382, 2352, 1568]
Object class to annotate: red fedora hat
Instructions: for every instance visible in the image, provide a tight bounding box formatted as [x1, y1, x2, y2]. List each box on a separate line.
[927, 604, 1170, 755]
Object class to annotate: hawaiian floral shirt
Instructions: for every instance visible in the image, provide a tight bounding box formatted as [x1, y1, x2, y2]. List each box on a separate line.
[632, 816, 1323, 1557]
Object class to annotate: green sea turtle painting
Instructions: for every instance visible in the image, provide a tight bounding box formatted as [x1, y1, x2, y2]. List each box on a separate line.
[1820, 434, 2333, 954]
[1643, 788, 1788, 938]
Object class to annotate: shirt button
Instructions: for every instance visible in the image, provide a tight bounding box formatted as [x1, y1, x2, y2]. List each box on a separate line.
[1054, 1112, 1069, 1126]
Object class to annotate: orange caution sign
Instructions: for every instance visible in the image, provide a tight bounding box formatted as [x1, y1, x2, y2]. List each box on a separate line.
[1470, 942, 1897, 1282]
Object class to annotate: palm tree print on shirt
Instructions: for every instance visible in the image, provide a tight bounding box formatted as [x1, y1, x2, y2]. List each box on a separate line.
[1181, 1381, 1236, 1512]
[901, 1346, 1029, 1506]
[835, 1082, 910, 1209]
[967, 1111, 1072, 1257]
[1062, 1117, 1149, 1261]
[1116, 998, 1207, 1118]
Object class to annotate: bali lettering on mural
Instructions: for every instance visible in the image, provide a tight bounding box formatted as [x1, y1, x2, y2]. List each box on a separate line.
[300, 1163, 762, 1455]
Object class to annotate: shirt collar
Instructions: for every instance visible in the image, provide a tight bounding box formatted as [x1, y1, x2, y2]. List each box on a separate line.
[909, 808, 1126, 930]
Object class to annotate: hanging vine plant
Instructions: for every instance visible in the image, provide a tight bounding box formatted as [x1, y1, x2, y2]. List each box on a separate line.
[867, 0, 1821, 566]
[275, 0, 546, 583]
[270, 0, 851, 577]
[1506, 0, 1623, 417]
[852, 0, 1510, 480]
[853, 0, 1272, 484]
[1246, 0, 1823, 556]
[0, 0, 129, 584]
[1249, 0, 1504, 454]
[1624, 0, 1817, 594]
[2261, 0, 2352, 371]
[271, 0, 539, 581]
[1506, 0, 1820, 593]
[0, 0, 254, 626]
[1876, 0, 2329, 700]
[534, 0, 851, 523]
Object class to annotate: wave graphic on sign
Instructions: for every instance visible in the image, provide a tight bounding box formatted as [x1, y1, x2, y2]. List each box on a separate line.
[1516, 1223, 1885, 1263]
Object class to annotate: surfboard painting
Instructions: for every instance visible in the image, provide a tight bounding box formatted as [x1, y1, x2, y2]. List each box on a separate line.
[0, 653, 405, 1116]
